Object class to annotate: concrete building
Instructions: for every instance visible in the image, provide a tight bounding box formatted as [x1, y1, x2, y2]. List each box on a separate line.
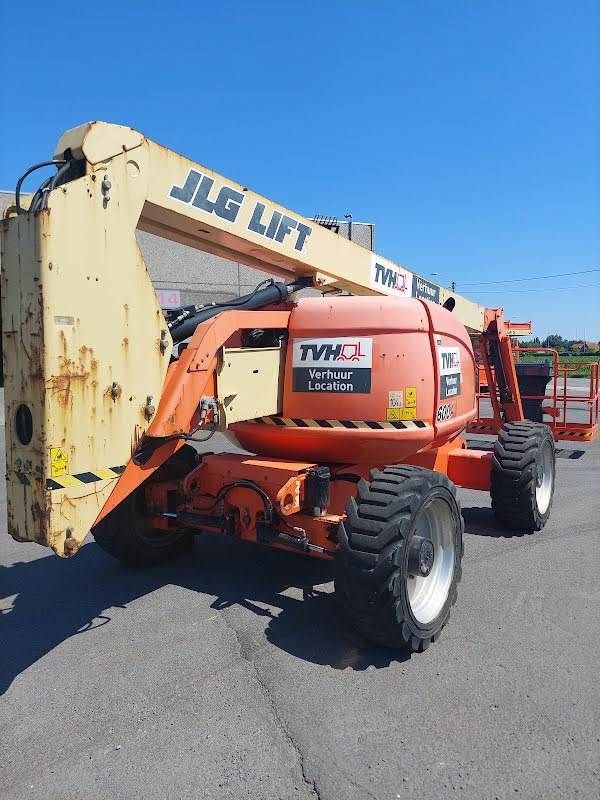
[1, 190, 375, 310]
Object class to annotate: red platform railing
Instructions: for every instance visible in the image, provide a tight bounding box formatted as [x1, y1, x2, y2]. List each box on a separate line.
[469, 347, 599, 442]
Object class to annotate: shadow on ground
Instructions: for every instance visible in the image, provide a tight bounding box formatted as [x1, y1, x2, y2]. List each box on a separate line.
[0, 535, 409, 694]
[462, 506, 532, 538]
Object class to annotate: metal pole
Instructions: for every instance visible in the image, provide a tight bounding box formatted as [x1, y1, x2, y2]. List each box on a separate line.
[344, 213, 353, 242]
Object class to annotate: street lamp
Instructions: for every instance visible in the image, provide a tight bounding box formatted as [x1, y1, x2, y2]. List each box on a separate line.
[431, 272, 456, 292]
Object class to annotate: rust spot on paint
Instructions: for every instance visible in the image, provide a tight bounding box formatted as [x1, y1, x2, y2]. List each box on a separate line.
[131, 424, 144, 453]
[31, 501, 51, 543]
[49, 371, 90, 408]
[49, 360, 91, 408]
[47, 343, 98, 409]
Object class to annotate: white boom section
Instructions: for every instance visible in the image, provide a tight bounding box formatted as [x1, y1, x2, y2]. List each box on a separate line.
[55, 122, 486, 333]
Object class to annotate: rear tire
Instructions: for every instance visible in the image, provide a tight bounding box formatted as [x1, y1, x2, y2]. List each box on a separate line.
[92, 446, 198, 566]
[491, 422, 555, 532]
[335, 465, 463, 652]
[92, 487, 192, 566]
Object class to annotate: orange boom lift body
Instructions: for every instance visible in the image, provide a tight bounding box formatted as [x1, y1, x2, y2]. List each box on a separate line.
[2, 122, 597, 651]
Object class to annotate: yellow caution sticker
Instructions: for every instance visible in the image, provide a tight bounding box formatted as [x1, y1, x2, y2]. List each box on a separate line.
[405, 387, 417, 408]
[386, 407, 417, 421]
[50, 447, 69, 478]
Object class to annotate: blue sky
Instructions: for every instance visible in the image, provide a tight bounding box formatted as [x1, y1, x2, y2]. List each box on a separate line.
[1, 1, 598, 339]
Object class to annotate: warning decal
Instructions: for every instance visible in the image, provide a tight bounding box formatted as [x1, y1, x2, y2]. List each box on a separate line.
[388, 390, 404, 408]
[50, 447, 69, 478]
[292, 337, 372, 393]
[46, 464, 126, 491]
[386, 407, 417, 421]
[405, 387, 417, 408]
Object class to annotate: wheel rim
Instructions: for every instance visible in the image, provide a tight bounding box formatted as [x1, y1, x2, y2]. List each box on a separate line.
[407, 496, 456, 625]
[133, 493, 185, 549]
[535, 440, 554, 514]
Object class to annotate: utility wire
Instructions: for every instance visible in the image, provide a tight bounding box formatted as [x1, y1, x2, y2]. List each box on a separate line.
[461, 267, 600, 286]
[471, 281, 600, 293]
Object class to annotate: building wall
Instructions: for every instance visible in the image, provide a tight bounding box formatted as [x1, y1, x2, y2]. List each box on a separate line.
[137, 219, 375, 307]
[0, 191, 18, 217]
[1, 190, 374, 308]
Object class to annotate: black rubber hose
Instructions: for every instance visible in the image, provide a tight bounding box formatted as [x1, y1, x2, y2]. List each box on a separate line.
[171, 279, 298, 343]
[29, 176, 54, 215]
[168, 279, 276, 334]
[15, 160, 66, 214]
[41, 161, 73, 210]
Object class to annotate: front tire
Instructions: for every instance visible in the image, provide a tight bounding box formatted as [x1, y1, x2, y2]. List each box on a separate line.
[335, 465, 463, 652]
[491, 421, 555, 532]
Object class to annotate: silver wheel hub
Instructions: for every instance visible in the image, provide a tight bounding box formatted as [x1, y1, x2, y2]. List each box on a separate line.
[406, 496, 456, 625]
[535, 440, 554, 515]
[408, 536, 435, 577]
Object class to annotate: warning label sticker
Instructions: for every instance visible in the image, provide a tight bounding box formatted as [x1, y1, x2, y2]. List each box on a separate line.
[405, 387, 417, 408]
[50, 447, 69, 478]
[388, 390, 404, 408]
[292, 337, 372, 393]
[386, 407, 417, 421]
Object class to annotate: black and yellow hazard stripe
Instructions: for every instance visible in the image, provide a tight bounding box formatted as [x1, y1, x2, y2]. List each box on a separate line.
[467, 423, 594, 440]
[467, 423, 498, 432]
[46, 465, 126, 491]
[245, 416, 429, 430]
[560, 430, 593, 439]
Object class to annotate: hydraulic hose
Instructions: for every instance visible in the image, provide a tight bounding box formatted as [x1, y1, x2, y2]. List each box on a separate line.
[170, 278, 309, 343]
[15, 160, 66, 214]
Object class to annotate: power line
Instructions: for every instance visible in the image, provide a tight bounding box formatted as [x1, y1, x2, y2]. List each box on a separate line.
[460, 267, 600, 286]
[471, 281, 600, 293]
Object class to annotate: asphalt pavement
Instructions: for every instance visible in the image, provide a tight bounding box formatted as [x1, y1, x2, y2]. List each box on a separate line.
[1, 386, 599, 800]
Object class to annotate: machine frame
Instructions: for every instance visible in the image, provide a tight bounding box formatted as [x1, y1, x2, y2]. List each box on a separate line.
[2, 121, 596, 563]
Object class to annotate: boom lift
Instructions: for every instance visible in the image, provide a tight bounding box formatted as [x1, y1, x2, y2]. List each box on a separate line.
[2, 122, 597, 651]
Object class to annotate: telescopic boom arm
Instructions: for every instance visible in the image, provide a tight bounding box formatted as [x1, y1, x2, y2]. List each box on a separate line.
[54, 122, 488, 331]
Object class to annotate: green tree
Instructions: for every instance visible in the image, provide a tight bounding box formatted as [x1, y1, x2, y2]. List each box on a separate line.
[543, 334, 567, 350]
[519, 337, 541, 348]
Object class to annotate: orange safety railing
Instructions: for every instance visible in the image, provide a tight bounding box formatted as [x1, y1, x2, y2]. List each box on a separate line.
[470, 347, 599, 442]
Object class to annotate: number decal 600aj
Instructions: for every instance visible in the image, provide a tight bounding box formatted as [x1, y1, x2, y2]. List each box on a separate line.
[436, 402, 455, 422]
